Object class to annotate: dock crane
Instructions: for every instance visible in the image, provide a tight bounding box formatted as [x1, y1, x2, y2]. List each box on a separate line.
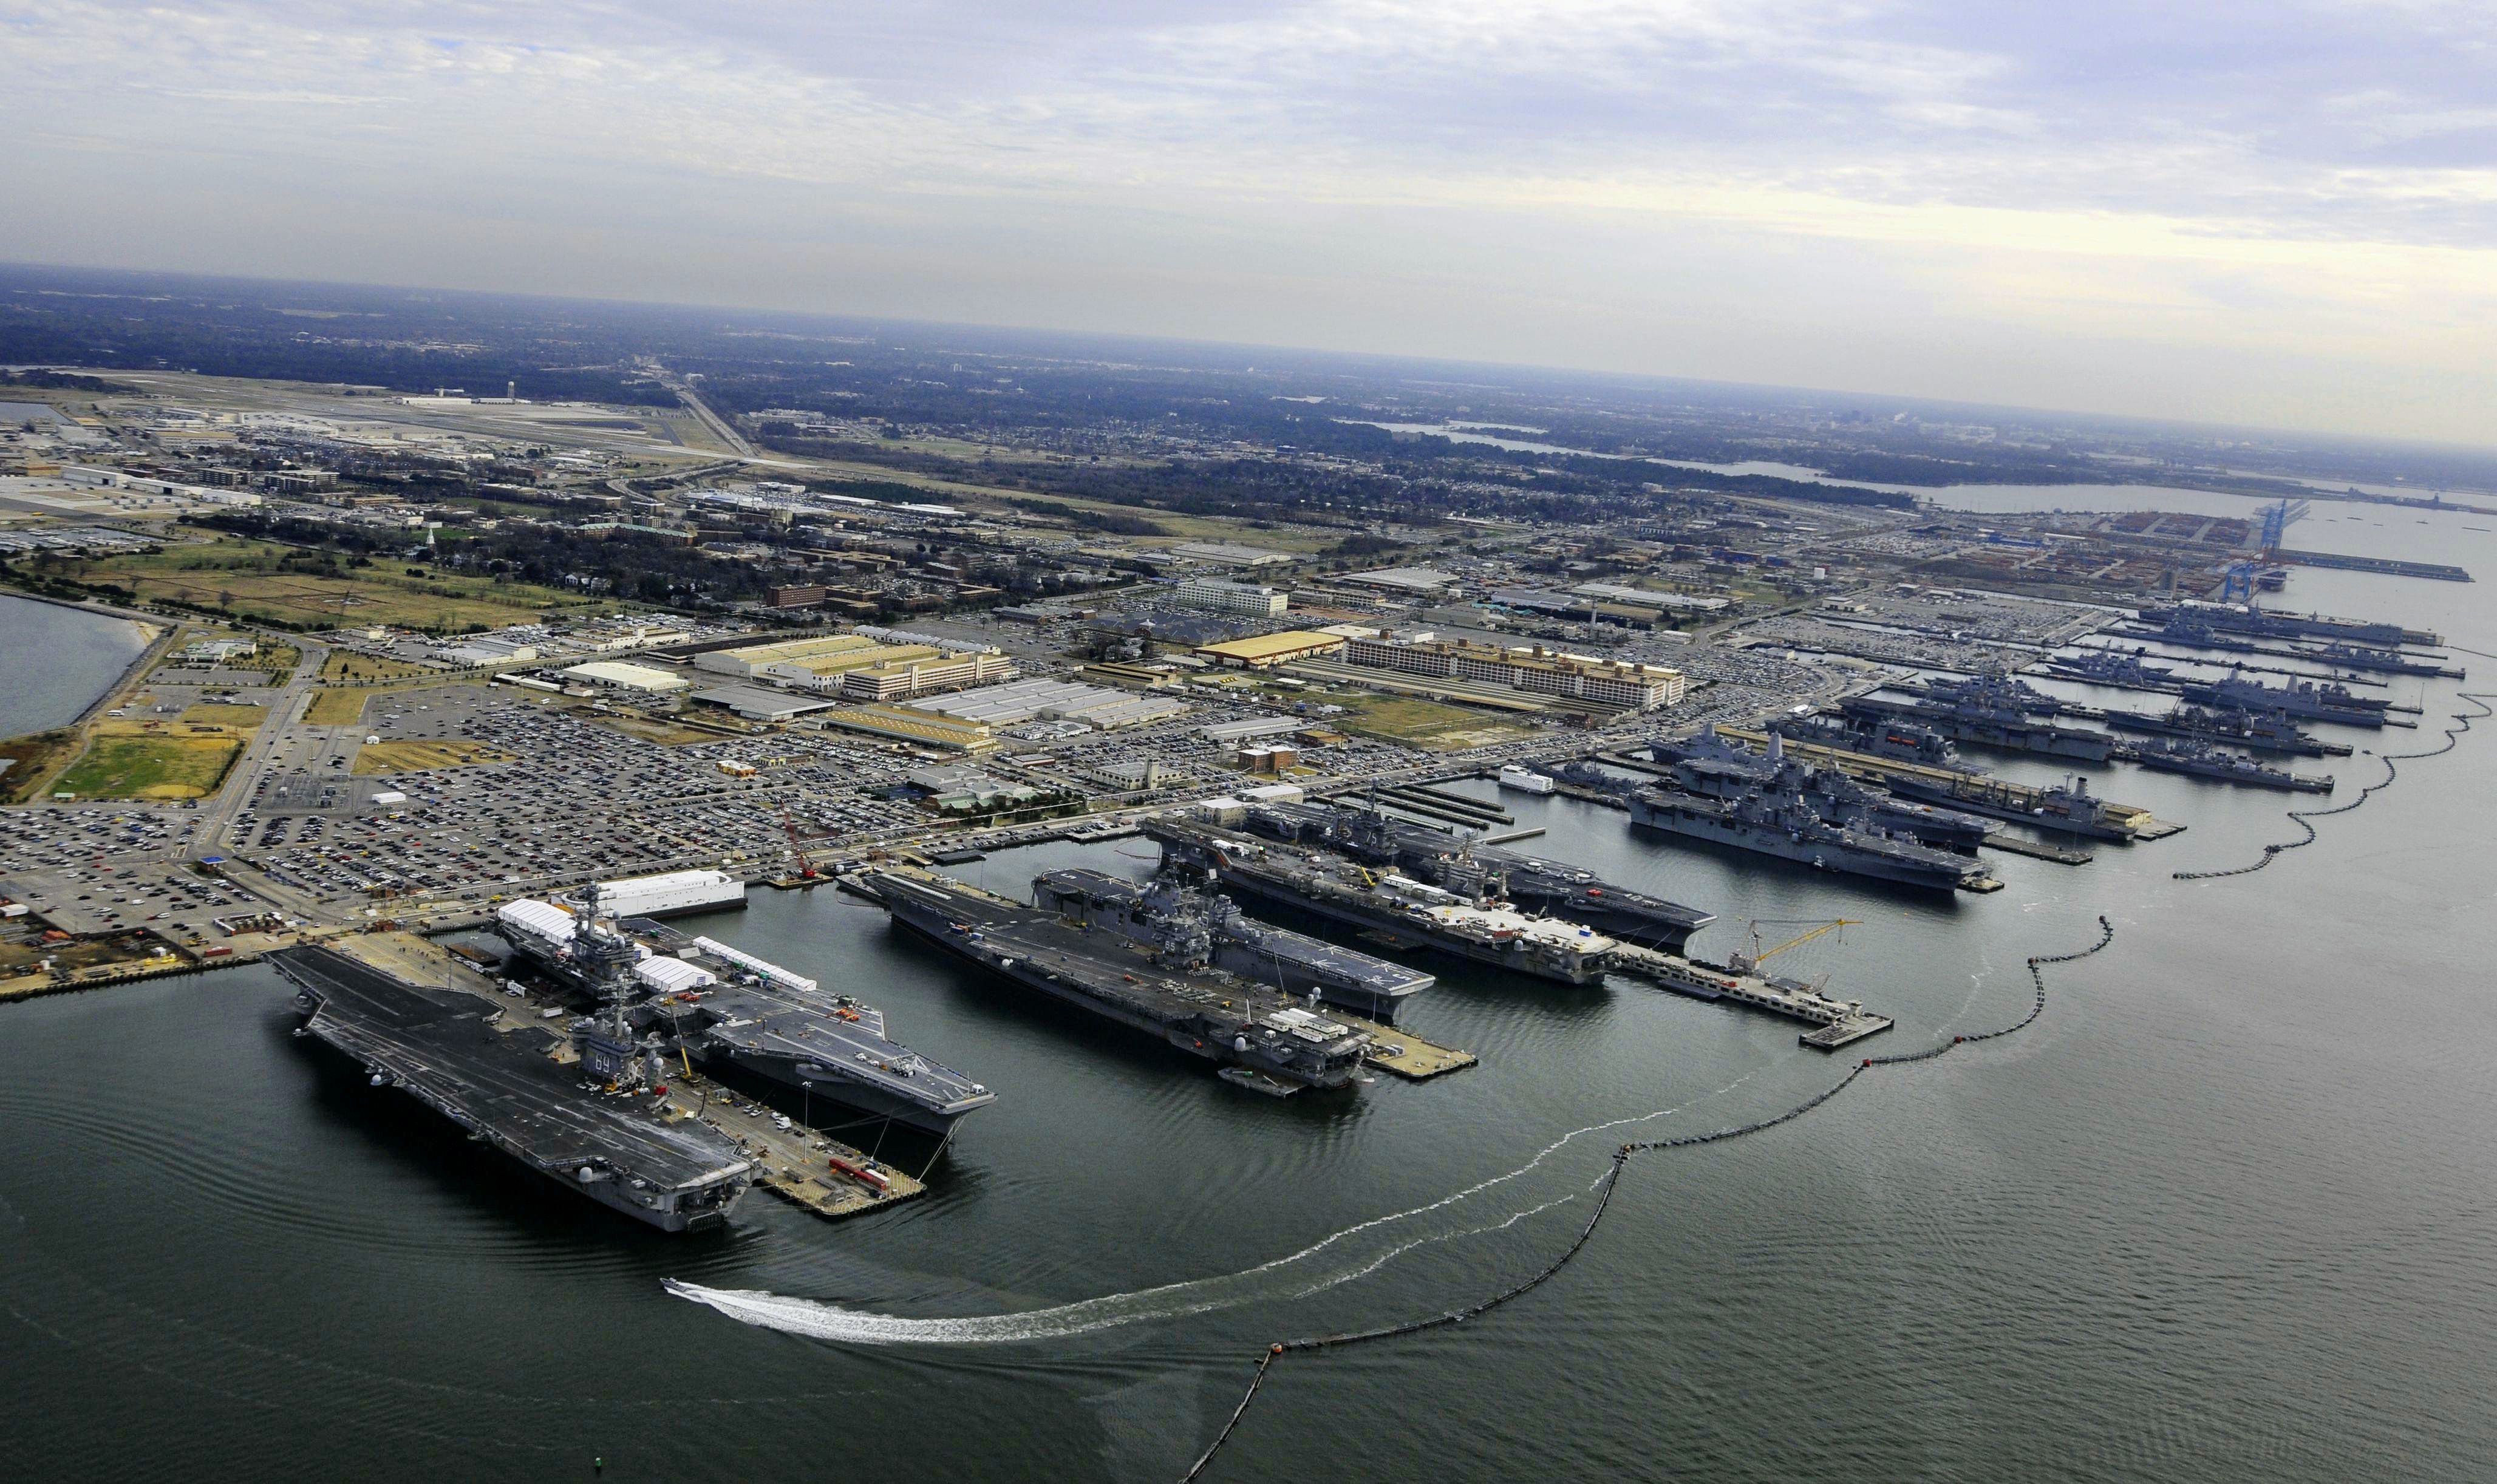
[1727, 918, 1859, 975]
[777, 800, 819, 882]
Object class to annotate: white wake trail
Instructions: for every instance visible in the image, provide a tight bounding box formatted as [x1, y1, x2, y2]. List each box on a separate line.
[666, 1067, 1765, 1346]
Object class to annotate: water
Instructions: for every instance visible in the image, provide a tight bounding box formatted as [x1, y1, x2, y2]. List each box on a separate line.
[0, 593, 151, 740]
[5, 528, 2497, 1480]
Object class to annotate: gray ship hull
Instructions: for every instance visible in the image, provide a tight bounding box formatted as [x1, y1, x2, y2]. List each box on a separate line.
[274, 948, 751, 1234]
[1628, 795, 1975, 891]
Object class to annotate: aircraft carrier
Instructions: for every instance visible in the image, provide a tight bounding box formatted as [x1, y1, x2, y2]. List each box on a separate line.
[273, 944, 754, 1233]
[853, 867, 1373, 1095]
[1145, 815, 1621, 984]
[1032, 866, 1436, 1022]
[1235, 798, 1714, 951]
[1650, 727, 1991, 854]
[496, 887, 995, 1136]
[1628, 783, 1992, 893]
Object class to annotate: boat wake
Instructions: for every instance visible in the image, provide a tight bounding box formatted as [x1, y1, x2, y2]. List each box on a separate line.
[665, 1069, 1763, 1345]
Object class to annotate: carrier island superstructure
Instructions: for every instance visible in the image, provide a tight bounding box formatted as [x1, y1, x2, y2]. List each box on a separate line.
[273, 943, 755, 1233]
[494, 888, 994, 1135]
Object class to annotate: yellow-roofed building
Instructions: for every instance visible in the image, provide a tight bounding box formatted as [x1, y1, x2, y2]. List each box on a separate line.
[1190, 631, 1349, 669]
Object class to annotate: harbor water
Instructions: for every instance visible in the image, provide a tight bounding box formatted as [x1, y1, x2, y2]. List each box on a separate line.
[0, 593, 151, 742]
[4, 513, 2495, 1480]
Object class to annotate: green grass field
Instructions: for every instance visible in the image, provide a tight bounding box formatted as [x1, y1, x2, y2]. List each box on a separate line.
[51, 734, 242, 800]
[73, 539, 605, 631]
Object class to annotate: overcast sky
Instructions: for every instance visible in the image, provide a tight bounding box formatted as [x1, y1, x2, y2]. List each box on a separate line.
[5, 1, 2493, 443]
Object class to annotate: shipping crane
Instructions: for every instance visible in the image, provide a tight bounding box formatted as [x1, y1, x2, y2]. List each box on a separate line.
[777, 800, 818, 882]
[1728, 918, 1859, 975]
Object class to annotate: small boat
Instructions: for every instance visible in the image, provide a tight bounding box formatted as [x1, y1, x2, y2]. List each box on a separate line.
[1496, 764, 1555, 795]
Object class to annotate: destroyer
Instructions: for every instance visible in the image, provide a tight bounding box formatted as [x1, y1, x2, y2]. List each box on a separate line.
[2179, 669, 2391, 727]
[855, 868, 1372, 1095]
[2122, 737, 2334, 792]
[1147, 814, 1621, 984]
[1033, 866, 1436, 1022]
[2099, 703, 2349, 757]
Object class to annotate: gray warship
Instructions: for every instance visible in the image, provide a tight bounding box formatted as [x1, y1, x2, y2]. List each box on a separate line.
[496, 887, 995, 1136]
[2097, 702, 2350, 757]
[2123, 736, 2334, 792]
[1236, 798, 1714, 951]
[1032, 866, 1436, 1022]
[2179, 669, 2391, 727]
[1650, 726, 1991, 853]
[1627, 780, 1988, 892]
[1841, 693, 2113, 761]
[274, 945, 753, 1233]
[1145, 815, 1621, 985]
[854, 867, 1372, 1095]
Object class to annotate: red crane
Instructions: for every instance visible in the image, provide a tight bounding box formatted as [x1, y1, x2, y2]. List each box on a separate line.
[777, 801, 818, 880]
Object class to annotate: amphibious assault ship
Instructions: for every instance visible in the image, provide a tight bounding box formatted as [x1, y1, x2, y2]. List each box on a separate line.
[1236, 798, 1714, 951]
[855, 868, 1372, 1095]
[1650, 726, 1991, 853]
[1146, 815, 1621, 984]
[1032, 866, 1436, 1022]
[496, 887, 994, 1135]
[274, 944, 753, 1233]
[1627, 781, 1989, 892]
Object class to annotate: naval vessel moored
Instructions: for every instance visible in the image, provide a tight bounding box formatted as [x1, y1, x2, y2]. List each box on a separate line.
[274, 945, 754, 1233]
[1627, 782, 1991, 893]
[1236, 798, 1714, 951]
[1033, 866, 1436, 1022]
[496, 886, 995, 1136]
[1146, 815, 1622, 984]
[855, 867, 1373, 1095]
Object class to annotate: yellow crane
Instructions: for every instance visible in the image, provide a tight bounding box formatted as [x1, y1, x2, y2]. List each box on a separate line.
[1738, 918, 1860, 972]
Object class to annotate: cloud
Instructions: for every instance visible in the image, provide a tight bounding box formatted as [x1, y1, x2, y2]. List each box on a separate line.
[1, 0, 2493, 441]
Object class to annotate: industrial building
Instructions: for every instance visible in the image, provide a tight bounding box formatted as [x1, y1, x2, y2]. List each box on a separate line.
[1191, 631, 1349, 669]
[1343, 567, 1459, 594]
[820, 704, 1000, 752]
[559, 660, 690, 693]
[1169, 540, 1293, 569]
[1340, 633, 1685, 710]
[1174, 577, 1289, 617]
[686, 684, 839, 723]
[903, 677, 1188, 730]
[693, 633, 882, 679]
[837, 652, 1018, 702]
